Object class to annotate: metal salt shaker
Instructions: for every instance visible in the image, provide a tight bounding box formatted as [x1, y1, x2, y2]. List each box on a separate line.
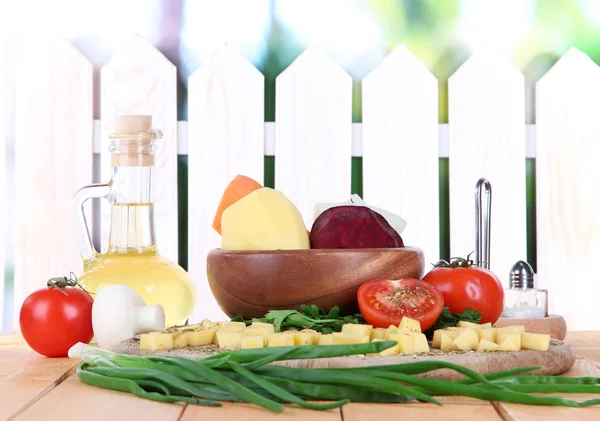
[502, 260, 548, 319]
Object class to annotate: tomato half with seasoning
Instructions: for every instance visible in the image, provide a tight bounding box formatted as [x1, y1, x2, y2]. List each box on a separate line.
[357, 278, 444, 331]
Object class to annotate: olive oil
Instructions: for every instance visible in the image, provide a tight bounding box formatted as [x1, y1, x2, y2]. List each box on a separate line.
[72, 115, 196, 328]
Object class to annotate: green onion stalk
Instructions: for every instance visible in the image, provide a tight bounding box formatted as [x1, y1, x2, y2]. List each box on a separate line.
[68, 342, 600, 413]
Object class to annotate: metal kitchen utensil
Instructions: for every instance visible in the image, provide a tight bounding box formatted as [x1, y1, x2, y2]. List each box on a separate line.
[475, 178, 491, 269]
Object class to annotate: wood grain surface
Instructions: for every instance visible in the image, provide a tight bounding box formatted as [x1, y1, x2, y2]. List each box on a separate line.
[536, 48, 600, 331]
[448, 50, 527, 279]
[187, 44, 264, 323]
[13, 35, 93, 326]
[100, 35, 178, 263]
[362, 45, 440, 264]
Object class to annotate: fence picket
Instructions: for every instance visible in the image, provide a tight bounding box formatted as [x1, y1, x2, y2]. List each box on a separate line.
[536, 48, 600, 330]
[187, 45, 264, 322]
[100, 35, 178, 263]
[13, 36, 93, 324]
[362, 45, 439, 263]
[448, 50, 527, 280]
[275, 46, 352, 228]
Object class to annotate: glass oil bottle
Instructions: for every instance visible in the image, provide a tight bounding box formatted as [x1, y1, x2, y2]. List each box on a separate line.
[71, 115, 196, 327]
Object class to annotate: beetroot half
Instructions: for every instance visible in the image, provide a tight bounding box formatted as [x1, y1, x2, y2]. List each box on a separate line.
[310, 205, 405, 249]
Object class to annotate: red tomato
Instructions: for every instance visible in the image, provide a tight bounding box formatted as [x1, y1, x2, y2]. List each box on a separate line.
[19, 287, 94, 357]
[423, 261, 504, 325]
[357, 278, 444, 331]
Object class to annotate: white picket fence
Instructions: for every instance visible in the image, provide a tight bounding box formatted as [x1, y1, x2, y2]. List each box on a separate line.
[1, 34, 599, 332]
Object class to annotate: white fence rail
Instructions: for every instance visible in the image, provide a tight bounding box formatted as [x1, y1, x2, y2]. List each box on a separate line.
[2, 35, 599, 332]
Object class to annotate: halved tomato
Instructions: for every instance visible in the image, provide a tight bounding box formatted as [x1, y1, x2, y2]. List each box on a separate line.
[357, 278, 444, 331]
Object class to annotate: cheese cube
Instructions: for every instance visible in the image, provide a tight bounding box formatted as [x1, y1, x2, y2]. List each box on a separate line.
[432, 329, 462, 348]
[244, 326, 274, 344]
[216, 331, 243, 350]
[242, 335, 265, 349]
[387, 333, 415, 354]
[332, 333, 370, 345]
[497, 332, 522, 345]
[220, 322, 247, 332]
[496, 325, 526, 334]
[370, 328, 387, 341]
[384, 325, 399, 339]
[318, 334, 334, 345]
[399, 317, 421, 333]
[300, 329, 322, 345]
[368, 339, 399, 356]
[521, 332, 551, 351]
[267, 333, 295, 347]
[412, 333, 430, 353]
[498, 334, 522, 351]
[140, 333, 174, 351]
[477, 339, 500, 352]
[249, 322, 275, 330]
[457, 321, 484, 329]
[173, 329, 216, 348]
[480, 322, 492, 328]
[440, 333, 456, 350]
[453, 329, 480, 350]
[477, 328, 498, 343]
[292, 332, 313, 346]
[200, 318, 217, 329]
[341, 323, 373, 336]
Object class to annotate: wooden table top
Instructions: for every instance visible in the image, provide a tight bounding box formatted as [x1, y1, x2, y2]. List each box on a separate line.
[1, 331, 600, 421]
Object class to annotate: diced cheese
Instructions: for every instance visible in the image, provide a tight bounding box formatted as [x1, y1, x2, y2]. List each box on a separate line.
[440, 333, 456, 350]
[249, 321, 275, 330]
[220, 322, 247, 332]
[292, 332, 313, 346]
[173, 329, 216, 348]
[456, 321, 483, 329]
[496, 325, 526, 334]
[368, 339, 399, 356]
[267, 333, 295, 347]
[521, 332, 550, 351]
[300, 329, 322, 345]
[477, 339, 500, 352]
[432, 329, 462, 348]
[244, 326, 274, 344]
[453, 329, 480, 350]
[498, 334, 522, 351]
[200, 318, 217, 329]
[399, 317, 421, 333]
[332, 333, 370, 345]
[140, 333, 174, 351]
[480, 322, 492, 328]
[477, 328, 498, 343]
[341, 323, 373, 336]
[242, 335, 264, 349]
[318, 334, 334, 345]
[497, 332, 522, 345]
[384, 325, 399, 339]
[370, 328, 387, 341]
[216, 331, 243, 350]
[387, 333, 415, 354]
[412, 333, 430, 353]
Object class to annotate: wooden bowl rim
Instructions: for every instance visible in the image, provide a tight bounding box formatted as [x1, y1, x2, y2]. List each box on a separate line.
[208, 246, 424, 256]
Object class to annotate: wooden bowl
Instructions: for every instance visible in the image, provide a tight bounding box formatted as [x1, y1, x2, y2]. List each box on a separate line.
[206, 247, 425, 319]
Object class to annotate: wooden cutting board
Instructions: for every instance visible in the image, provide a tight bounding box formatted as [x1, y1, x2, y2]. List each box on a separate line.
[114, 338, 576, 381]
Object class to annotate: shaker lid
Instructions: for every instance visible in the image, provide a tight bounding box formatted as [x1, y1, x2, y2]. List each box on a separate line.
[509, 260, 535, 288]
[114, 115, 152, 133]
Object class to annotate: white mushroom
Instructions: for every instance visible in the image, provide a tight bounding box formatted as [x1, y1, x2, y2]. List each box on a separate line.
[92, 284, 165, 351]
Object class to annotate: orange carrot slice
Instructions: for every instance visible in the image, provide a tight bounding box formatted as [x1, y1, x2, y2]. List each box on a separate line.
[212, 174, 263, 235]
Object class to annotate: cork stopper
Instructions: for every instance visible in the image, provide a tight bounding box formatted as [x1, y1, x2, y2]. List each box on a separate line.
[109, 115, 161, 167]
[114, 115, 152, 133]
